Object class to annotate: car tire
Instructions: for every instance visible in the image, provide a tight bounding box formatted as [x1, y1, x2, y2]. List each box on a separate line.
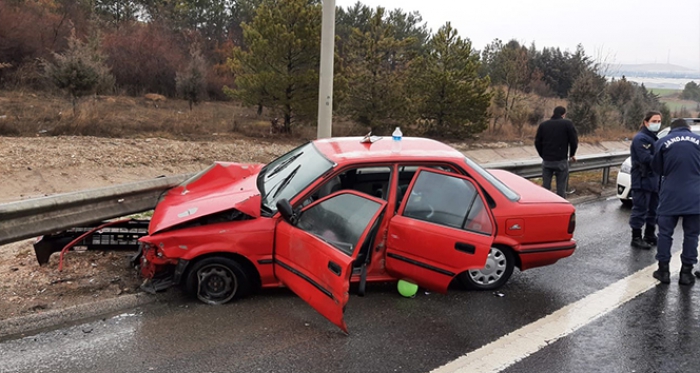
[458, 246, 515, 290]
[620, 199, 633, 208]
[185, 257, 251, 305]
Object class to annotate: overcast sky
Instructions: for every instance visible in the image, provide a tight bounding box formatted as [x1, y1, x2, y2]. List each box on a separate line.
[335, 0, 700, 71]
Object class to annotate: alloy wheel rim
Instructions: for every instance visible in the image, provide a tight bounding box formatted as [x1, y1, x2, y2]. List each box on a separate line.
[468, 247, 507, 286]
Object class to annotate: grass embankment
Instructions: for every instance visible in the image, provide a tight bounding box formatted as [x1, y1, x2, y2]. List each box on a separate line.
[649, 88, 680, 97]
[0, 89, 639, 145]
[649, 88, 700, 115]
[529, 169, 619, 199]
[0, 91, 366, 140]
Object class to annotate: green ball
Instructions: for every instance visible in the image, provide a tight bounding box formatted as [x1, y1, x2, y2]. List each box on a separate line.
[397, 279, 418, 298]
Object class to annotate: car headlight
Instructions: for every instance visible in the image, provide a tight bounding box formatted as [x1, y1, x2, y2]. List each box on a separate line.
[620, 162, 631, 174]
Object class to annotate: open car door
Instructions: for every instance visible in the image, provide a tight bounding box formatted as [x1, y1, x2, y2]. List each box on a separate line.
[274, 191, 386, 333]
[386, 168, 496, 293]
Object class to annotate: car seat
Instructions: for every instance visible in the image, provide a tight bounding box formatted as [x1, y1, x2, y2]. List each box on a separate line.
[318, 176, 342, 198]
[396, 183, 409, 207]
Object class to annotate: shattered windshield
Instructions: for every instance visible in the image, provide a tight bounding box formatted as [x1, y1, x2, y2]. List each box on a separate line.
[258, 142, 334, 214]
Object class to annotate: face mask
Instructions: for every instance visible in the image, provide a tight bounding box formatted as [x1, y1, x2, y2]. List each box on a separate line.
[648, 122, 661, 132]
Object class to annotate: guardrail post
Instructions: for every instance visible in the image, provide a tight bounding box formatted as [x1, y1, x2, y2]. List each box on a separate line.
[602, 167, 610, 185]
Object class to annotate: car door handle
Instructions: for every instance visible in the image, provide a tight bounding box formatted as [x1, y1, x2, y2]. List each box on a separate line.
[455, 242, 476, 254]
[328, 261, 342, 276]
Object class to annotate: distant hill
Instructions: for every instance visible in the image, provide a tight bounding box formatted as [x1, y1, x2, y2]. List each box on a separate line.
[608, 63, 700, 80]
[615, 63, 697, 74]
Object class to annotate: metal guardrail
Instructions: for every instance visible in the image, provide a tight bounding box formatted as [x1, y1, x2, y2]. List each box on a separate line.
[0, 151, 630, 247]
[485, 151, 630, 183]
[0, 174, 192, 246]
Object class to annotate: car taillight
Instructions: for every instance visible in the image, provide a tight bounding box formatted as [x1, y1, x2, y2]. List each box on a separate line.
[568, 213, 576, 234]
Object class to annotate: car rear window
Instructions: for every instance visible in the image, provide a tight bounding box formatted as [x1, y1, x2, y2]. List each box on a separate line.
[463, 157, 520, 202]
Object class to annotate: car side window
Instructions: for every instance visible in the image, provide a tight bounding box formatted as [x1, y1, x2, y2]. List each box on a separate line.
[296, 193, 383, 256]
[395, 164, 458, 210]
[302, 166, 392, 206]
[402, 171, 492, 235]
[463, 197, 493, 235]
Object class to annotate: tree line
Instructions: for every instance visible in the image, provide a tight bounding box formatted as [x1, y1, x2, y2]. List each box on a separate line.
[681, 81, 700, 102]
[0, 0, 672, 136]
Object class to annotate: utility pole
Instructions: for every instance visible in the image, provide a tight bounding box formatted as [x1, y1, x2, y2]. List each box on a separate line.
[316, 0, 336, 139]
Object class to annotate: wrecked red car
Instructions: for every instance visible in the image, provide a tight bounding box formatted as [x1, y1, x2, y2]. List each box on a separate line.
[137, 137, 576, 331]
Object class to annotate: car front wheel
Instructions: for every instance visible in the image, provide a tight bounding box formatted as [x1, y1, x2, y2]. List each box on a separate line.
[458, 246, 515, 290]
[185, 257, 250, 305]
[620, 198, 633, 208]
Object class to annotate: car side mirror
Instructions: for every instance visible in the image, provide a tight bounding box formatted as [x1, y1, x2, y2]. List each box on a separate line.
[276, 199, 298, 226]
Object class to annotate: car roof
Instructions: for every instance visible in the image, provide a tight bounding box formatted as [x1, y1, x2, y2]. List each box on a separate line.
[312, 136, 466, 163]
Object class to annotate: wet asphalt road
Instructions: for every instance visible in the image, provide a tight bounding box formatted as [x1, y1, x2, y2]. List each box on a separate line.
[1, 197, 698, 373]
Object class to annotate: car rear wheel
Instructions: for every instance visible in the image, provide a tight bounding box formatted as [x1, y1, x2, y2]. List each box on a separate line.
[458, 246, 515, 290]
[185, 257, 250, 305]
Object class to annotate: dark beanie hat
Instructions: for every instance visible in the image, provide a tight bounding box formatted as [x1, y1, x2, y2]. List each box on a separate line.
[670, 118, 689, 129]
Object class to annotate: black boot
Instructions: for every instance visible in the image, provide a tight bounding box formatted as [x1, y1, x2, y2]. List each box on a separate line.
[643, 225, 658, 246]
[653, 261, 670, 284]
[631, 229, 652, 250]
[679, 264, 696, 286]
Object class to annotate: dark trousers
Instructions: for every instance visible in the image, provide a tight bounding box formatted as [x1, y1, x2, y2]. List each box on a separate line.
[628, 189, 658, 230]
[542, 160, 569, 198]
[656, 214, 700, 265]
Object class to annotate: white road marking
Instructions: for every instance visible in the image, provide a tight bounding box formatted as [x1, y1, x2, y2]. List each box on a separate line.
[431, 255, 683, 373]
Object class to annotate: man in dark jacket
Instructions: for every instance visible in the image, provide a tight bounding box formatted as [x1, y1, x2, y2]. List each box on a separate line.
[628, 111, 662, 250]
[535, 106, 579, 198]
[651, 118, 700, 286]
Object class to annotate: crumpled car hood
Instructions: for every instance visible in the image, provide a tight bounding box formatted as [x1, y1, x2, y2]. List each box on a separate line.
[149, 162, 265, 234]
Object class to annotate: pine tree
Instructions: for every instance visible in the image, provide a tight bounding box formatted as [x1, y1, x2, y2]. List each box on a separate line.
[659, 103, 671, 128]
[481, 39, 530, 125]
[407, 23, 491, 138]
[44, 30, 114, 115]
[681, 81, 700, 102]
[567, 70, 606, 135]
[226, 0, 322, 133]
[625, 95, 646, 129]
[341, 7, 413, 132]
[606, 77, 634, 126]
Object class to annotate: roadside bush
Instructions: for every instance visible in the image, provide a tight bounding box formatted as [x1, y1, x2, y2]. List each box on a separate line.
[206, 40, 237, 101]
[176, 46, 208, 110]
[102, 23, 187, 97]
[0, 1, 94, 88]
[527, 105, 545, 126]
